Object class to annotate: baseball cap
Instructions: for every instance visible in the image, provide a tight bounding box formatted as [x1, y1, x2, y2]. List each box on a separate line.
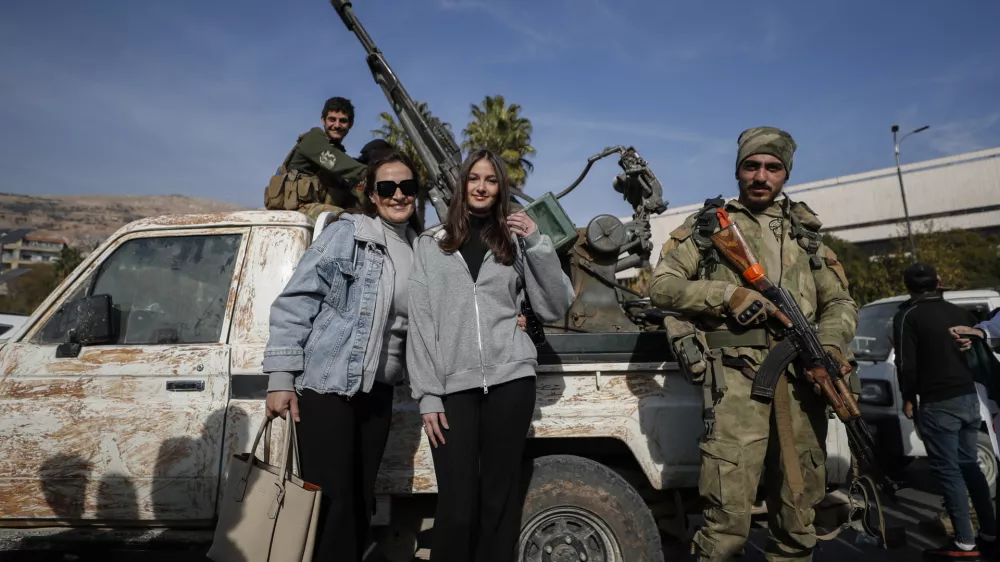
[903, 262, 938, 293]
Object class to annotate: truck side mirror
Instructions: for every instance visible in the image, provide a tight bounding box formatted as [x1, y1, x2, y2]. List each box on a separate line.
[55, 294, 116, 358]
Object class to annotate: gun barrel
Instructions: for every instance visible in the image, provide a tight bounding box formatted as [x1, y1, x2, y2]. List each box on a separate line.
[330, 1, 376, 52]
[845, 417, 899, 495]
[328, 0, 461, 222]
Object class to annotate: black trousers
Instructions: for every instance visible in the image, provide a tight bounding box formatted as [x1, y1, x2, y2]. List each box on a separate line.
[430, 376, 537, 562]
[296, 382, 394, 562]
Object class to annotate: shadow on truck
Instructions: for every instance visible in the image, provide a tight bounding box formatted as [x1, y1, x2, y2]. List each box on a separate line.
[12, 407, 250, 558]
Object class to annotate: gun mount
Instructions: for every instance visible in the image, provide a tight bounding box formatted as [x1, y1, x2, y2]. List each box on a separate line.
[330, 0, 669, 333]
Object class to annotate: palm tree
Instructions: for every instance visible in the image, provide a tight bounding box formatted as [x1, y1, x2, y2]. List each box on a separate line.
[371, 101, 453, 225]
[461, 95, 536, 189]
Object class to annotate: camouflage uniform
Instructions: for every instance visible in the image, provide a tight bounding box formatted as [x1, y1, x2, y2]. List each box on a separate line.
[287, 127, 367, 220]
[649, 197, 858, 561]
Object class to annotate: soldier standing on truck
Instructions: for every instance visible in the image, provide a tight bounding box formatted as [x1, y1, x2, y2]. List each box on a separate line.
[648, 126, 858, 561]
[264, 97, 367, 221]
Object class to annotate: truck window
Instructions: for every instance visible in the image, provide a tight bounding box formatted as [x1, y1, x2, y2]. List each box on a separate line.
[957, 301, 991, 323]
[849, 301, 900, 362]
[35, 234, 242, 345]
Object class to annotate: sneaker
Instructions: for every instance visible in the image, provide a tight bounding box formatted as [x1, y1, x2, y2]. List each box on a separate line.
[924, 541, 982, 561]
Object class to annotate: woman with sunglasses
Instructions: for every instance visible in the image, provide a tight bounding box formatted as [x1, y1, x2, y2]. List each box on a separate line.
[406, 149, 575, 561]
[263, 150, 422, 561]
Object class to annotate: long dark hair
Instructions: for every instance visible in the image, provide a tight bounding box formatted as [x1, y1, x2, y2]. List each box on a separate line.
[438, 149, 515, 266]
[357, 149, 423, 232]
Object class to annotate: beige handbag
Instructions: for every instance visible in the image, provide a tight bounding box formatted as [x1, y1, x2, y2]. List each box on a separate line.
[207, 415, 322, 562]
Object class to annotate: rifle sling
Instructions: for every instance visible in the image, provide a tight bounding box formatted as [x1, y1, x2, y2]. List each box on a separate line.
[773, 373, 805, 500]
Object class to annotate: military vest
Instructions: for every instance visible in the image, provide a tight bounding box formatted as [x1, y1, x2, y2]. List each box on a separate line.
[263, 133, 324, 211]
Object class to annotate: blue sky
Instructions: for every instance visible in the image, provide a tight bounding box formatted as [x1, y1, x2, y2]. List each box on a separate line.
[2, 0, 998, 225]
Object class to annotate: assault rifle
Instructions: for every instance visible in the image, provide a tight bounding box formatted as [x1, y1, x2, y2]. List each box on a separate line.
[330, 0, 462, 220]
[710, 208, 899, 500]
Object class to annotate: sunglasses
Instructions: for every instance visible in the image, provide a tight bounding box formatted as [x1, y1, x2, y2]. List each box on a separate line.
[375, 179, 418, 198]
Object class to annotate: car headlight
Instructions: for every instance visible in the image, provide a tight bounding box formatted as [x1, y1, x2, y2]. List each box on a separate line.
[860, 380, 892, 406]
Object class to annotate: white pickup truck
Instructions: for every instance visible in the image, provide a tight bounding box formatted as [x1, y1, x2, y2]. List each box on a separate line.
[854, 290, 1000, 495]
[0, 211, 854, 560]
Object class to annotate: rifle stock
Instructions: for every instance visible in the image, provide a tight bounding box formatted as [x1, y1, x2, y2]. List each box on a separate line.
[710, 225, 795, 327]
[710, 224, 763, 286]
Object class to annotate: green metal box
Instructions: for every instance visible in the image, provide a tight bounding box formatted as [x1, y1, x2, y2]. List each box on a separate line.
[521, 192, 579, 251]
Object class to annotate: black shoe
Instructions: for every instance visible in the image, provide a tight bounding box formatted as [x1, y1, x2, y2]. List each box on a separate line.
[976, 536, 997, 560]
[924, 542, 983, 561]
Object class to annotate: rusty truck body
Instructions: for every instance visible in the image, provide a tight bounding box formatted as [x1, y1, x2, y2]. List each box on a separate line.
[0, 211, 853, 559]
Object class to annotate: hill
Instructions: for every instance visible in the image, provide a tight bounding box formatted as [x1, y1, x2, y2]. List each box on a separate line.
[0, 193, 251, 248]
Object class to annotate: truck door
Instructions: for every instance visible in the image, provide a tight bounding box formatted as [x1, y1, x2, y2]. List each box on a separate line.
[0, 228, 248, 524]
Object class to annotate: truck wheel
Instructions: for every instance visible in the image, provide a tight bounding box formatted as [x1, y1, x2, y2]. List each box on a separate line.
[976, 431, 997, 499]
[518, 455, 664, 562]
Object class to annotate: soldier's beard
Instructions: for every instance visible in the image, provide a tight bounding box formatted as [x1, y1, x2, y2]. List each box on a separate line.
[739, 181, 781, 211]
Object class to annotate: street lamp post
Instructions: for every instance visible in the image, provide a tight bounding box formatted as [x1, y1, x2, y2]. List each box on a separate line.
[892, 124, 929, 262]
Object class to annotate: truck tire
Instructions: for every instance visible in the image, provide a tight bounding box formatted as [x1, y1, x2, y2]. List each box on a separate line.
[517, 455, 664, 562]
[976, 431, 997, 499]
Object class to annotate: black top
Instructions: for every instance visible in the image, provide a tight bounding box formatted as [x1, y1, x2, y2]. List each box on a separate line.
[891, 293, 978, 404]
[460, 214, 491, 282]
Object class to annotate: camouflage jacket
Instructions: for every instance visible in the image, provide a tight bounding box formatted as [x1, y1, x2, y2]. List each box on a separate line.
[648, 197, 858, 367]
[287, 127, 366, 207]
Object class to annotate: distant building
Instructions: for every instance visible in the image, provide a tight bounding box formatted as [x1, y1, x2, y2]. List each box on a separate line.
[0, 231, 68, 271]
[639, 146, 1000, 266]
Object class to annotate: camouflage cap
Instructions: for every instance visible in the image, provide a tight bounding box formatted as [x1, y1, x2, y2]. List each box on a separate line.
[735, 126, 797, 178]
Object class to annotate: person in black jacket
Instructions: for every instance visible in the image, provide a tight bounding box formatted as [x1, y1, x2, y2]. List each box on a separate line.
[892, 262, 998, 560]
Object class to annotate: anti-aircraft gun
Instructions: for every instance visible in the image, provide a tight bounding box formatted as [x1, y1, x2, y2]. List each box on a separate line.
[330, 0, 669, 334]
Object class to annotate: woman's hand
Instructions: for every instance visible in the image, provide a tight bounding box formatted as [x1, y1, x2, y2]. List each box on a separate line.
[423, 412, 449, 448]
[266, 391, 300, 422]
[507, 212, 537, 238]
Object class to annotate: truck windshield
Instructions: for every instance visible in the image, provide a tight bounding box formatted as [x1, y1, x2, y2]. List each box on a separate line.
[850, 302, 900, 362]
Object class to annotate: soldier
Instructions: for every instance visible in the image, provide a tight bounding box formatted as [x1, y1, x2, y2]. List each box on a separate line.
[649, 127, 858, 561]
[265, 97, 368, 221]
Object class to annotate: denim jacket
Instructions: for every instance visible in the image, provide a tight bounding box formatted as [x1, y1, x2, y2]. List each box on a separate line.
[263, 213, 407, 396]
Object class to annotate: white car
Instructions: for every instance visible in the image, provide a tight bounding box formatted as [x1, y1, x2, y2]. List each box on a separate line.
[853, 289, 1000, 495]
[0, 313, 27, 340]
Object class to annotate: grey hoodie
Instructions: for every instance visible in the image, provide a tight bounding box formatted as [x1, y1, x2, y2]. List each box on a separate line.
[406, 226, 575, 414]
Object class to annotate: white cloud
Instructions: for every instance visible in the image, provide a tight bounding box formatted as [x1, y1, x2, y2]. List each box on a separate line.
[436, 0, 566, 61]
[532, 113, 729, 148]
[928, 112, 1000, 156]
[932, 51, 1000, 86]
